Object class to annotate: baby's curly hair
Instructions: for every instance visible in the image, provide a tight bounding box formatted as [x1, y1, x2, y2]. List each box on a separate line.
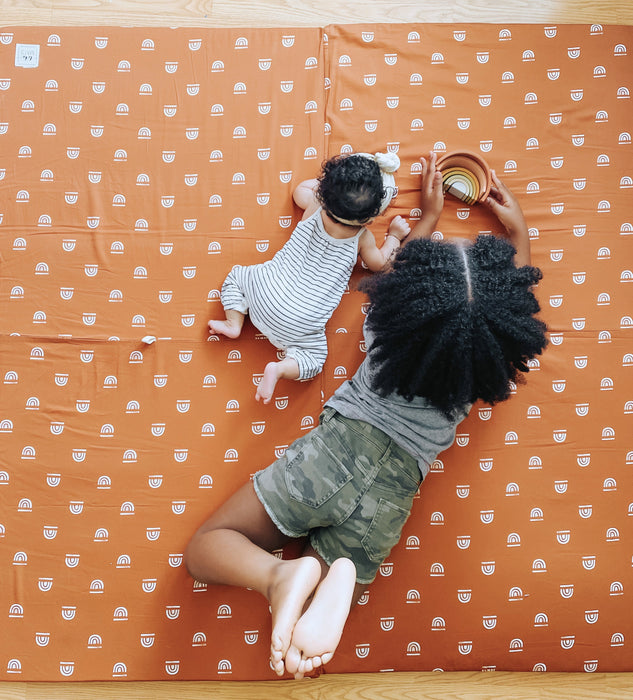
[316, 155, 385, 224]
[359, 235, 548, 418]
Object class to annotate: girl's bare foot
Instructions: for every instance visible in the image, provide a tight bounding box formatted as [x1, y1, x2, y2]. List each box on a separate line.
[255, 361, 280, 403]
[268, 557, 322, 676]
[284, 557, 356, 679]
[208, 319, 242, 338]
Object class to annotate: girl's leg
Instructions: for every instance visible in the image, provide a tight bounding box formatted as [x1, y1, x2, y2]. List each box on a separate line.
[301, 542, 367, 605]
[184, 481, 322, 675]
[255, 357, 300, 403]
[208, 308, 245, 338]
[279, 543, 360, 679]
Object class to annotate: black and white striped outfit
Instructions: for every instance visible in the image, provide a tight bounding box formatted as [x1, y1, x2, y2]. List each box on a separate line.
[220, 207, 364, 380]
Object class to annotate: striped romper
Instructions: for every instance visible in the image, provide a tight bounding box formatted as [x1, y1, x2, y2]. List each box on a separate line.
[219, 207, 364, 380]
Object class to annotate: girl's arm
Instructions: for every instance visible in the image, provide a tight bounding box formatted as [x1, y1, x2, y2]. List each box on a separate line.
[483, 170, 531, 267]
[293, 178, 320, 221]
[407, 152, 444, 241]
[358, 216, 411, 272]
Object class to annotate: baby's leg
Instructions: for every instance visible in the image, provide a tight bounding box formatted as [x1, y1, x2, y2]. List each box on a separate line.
[208, 308, 245, 338]
[256, 357, 300, 403]
[209, 266, 249, 338]
[284, 557, 357, 679]
[256, 339, 327, 404]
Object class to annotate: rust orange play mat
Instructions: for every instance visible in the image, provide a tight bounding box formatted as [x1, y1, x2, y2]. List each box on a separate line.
[0, 22, 631, 681]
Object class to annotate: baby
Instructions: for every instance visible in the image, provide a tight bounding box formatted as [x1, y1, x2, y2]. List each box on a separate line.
[208, 151, 410, 402]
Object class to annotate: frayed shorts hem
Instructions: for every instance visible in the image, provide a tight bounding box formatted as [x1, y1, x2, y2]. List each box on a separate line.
[252, 471, 307, 540]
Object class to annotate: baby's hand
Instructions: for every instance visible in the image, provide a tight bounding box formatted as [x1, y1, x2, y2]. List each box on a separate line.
[388, 215, 411, 241]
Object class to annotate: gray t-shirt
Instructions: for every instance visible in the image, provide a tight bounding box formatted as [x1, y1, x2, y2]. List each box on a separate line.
[325, 327, 469, 478]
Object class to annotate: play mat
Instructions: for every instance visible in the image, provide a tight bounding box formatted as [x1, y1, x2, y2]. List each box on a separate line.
[0, 22, 631, 681]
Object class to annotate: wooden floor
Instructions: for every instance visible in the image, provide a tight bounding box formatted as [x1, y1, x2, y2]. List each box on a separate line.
[2, 671, 633, 699]
[0, 0, 632, 26]
[1, 1, 632, 698]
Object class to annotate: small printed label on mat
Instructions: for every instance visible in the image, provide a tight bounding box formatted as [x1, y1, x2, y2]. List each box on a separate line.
[15, 44, 40, 68]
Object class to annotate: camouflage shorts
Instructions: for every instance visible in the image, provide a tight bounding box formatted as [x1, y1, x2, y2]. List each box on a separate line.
[252, 407, 422, 584]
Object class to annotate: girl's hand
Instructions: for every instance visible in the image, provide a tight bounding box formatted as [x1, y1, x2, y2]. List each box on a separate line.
[484, 170, 531, 266]
[419, 152, 444, 225]
[484, 170, 527, 235]
[409, 152, 443, 240]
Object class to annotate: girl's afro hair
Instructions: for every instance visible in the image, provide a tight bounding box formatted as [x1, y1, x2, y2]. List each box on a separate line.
[358, 235, 548, 418]
[316, 154, 385, 224]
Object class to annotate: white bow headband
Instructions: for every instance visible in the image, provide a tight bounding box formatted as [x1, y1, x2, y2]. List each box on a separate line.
[331, 151, 400, 226]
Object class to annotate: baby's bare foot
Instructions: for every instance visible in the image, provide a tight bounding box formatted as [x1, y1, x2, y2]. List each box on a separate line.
[208, 319, 242, 338]
[255, 361, 280, 403]
[268, 557, 322, 676]
[284, 558, 356, 679]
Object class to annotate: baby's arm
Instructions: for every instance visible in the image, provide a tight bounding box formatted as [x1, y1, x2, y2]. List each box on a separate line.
[293, 178, 320, 221]
[484, 170, 531, 267]
[358, 216, 411, 272]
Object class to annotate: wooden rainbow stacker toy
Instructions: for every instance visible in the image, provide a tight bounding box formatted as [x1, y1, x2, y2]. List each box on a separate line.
[436, 151, 492, 205]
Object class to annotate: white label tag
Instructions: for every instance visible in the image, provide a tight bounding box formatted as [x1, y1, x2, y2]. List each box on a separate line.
[15, 44, 40, 68]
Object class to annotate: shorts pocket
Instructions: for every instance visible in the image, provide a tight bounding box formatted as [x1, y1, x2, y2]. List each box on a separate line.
[361, 497, 412, 564]
[371, 443, 421, 498]
[284, 432, 353, 509]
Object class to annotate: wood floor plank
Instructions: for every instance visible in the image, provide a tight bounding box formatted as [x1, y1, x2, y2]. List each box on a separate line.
[0, 0, 632, 25]
[2, 672, 633, 699]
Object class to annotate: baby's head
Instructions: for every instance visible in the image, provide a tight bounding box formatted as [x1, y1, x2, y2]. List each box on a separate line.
[316, 152, 400, 226]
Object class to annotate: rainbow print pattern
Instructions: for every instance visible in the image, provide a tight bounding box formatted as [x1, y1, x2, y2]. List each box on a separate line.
[0, 22, 631, 681]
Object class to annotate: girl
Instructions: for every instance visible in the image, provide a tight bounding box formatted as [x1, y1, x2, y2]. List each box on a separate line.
[208, 151, 409, 402]
[188, 152, 548, 678]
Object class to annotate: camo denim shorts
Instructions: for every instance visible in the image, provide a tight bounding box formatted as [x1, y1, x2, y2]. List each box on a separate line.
[252, 407, 422, 584]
